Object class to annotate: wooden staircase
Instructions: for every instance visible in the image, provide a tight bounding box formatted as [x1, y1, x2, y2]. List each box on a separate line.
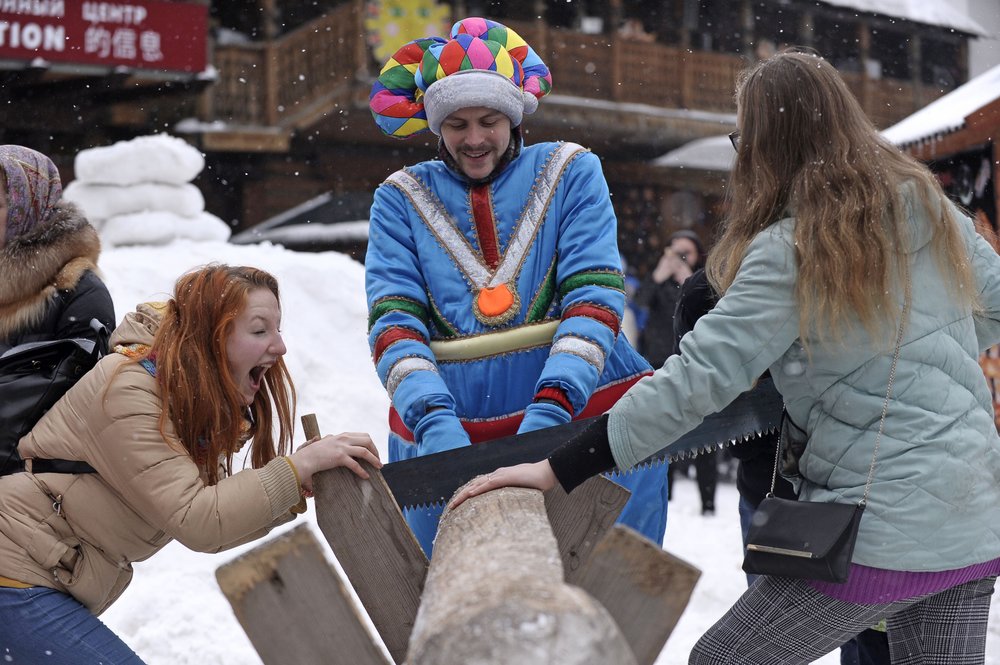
[199, 1, 367, 152]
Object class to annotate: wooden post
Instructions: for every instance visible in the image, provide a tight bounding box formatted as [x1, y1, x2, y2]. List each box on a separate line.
[407, 486, 637, 665]
[261, 44, 276, 126]
[573, 525, 701, 665]
[305, 415, 428, 665]
[544, 475, 630, 584]
[858, 21, 871, 118]
[216, 525, 390, 665]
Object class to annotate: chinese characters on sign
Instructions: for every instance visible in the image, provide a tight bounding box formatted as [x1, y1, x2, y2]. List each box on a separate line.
[0, 0, 207, 73]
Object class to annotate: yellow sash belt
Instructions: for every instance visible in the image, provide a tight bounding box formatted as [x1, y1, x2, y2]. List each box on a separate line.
[429, 321, 559, 362]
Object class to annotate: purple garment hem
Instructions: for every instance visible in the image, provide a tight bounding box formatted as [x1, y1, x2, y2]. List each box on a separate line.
[807, 557, 1000, 604]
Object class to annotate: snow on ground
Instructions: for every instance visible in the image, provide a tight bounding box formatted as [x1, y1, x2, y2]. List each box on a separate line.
[95, 239, 1000, 664]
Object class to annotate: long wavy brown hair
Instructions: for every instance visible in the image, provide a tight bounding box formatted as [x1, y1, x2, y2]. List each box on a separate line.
[707, 50, 976, 340]
[150, 265, 295, 484]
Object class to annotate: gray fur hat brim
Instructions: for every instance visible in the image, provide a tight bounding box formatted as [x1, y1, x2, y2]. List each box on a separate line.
[424, 69, 537, 135]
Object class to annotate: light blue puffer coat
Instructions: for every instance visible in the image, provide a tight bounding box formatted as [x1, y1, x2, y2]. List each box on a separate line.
[608, 185, 1000, 571]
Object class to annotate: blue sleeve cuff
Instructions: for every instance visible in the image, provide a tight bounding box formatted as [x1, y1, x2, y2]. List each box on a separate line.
[517, 401, 573, 434]
[413, 408, 471, 456]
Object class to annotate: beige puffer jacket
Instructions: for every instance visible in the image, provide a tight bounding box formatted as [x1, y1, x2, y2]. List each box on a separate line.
[0, 304, 302, 614]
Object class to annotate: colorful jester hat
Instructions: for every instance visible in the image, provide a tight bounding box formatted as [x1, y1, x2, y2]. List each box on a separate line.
[369, 17, 552, 138]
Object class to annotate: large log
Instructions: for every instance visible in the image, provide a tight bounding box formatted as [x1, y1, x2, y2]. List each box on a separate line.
[215, 525, 390, 665]
[407, 486, 637, 665]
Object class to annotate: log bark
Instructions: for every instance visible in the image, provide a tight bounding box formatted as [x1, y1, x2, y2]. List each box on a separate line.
[407, 486, 637, 665]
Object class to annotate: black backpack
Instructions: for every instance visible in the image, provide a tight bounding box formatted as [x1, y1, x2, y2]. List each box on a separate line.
[0, 319, 108, 476]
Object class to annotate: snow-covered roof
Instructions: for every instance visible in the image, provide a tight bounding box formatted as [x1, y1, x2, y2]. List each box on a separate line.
[817, 0, 988, 36]
[231, 220, 369, 247]
[652, 135, 735, 172]
[545, 94, 737, 125]
[882, 62, 1000, 147]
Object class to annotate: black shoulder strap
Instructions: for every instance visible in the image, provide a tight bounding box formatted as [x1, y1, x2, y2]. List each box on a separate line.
[23, 318, 108, 476]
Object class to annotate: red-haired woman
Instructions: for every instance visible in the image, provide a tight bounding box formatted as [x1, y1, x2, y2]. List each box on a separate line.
[0, 264, 380, 663]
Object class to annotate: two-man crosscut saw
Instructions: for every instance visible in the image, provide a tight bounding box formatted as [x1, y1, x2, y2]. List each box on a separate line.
[382, 377, 784, 510]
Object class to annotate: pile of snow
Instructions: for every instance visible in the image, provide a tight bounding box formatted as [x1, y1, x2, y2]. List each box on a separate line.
[63, 134, 231, 247]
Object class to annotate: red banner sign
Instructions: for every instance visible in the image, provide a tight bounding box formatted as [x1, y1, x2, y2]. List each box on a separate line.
[0, 0, 207, 73]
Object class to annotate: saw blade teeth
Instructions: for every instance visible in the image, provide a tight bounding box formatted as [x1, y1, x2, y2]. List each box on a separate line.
[405, 500, 446, 511]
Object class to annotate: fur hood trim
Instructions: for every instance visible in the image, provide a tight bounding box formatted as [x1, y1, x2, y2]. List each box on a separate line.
[0, 203, 102, 339]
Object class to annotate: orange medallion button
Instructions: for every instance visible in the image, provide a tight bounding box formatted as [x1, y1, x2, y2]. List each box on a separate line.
[477, 284, 516, 317]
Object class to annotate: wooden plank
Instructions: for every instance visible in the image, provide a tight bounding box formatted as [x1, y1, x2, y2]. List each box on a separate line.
[544, 475, 630, 584]
[215, 524, 390, 665]
[572, 525, 702, 665]
[200, 129, 291, 153]
[306, 416, 428, 665]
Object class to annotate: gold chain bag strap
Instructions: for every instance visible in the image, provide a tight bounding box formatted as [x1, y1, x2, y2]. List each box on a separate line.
[742, 276, 911, 583]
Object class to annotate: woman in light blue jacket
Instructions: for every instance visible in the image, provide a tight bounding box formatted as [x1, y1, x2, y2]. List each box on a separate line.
[452, 49, 1000, 663]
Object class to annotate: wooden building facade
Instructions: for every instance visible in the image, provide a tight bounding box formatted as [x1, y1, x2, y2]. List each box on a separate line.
[0, 0, 980, 273]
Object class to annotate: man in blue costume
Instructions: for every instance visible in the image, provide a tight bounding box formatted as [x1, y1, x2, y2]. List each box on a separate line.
[365, 16, 668, 556]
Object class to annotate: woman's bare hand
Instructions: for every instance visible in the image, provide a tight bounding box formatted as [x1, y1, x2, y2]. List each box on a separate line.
[447, 460, 558, 510]
[290, 432, 381, 491]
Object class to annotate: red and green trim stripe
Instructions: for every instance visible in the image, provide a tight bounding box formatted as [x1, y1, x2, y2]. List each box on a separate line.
[525, 259, 557, 323]
[559, 271, 625, 298]
[562, 302, 620, 336]
[373, 326, 427, 364]
[368, 297, 428, 331]
[534, 386, 574, 414]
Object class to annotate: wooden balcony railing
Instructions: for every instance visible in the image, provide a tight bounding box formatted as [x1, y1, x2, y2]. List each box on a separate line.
[841, 73, 949, 129]
[206, 6, 948, 133]
[209, 1, 363, 127]
[211, 45, 268, 126]
[504, 20, 743, 114]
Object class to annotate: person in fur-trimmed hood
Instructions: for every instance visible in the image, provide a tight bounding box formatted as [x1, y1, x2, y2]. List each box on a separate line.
[0, 144, 114, 354]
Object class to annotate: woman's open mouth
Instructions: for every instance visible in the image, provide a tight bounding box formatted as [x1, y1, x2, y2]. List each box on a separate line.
[249, 365, 266, 392]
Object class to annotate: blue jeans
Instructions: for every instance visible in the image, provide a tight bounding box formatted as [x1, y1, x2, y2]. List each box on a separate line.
[0, 586, 145, 664]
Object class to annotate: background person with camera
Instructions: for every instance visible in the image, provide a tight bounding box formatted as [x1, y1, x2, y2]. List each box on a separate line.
[637, 229, 720, 515]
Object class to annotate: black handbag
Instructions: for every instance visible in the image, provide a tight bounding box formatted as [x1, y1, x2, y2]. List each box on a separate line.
[743, 494, 865, 583]
[743, 281, 909, 584]
[0, 319, 108, 476]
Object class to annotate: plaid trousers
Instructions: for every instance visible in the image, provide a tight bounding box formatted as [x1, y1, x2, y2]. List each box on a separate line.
[690, 575, 996, 664]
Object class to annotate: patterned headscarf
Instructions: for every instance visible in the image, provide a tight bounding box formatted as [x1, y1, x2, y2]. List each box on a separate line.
[370, 17, 552, 138]
[0, 145, 63, 242]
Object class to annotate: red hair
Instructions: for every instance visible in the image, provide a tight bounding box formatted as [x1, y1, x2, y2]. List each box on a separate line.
[151, 265, 295, 484]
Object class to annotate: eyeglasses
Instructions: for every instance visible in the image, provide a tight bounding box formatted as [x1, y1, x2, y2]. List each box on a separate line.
[729, 130, 741, 151]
